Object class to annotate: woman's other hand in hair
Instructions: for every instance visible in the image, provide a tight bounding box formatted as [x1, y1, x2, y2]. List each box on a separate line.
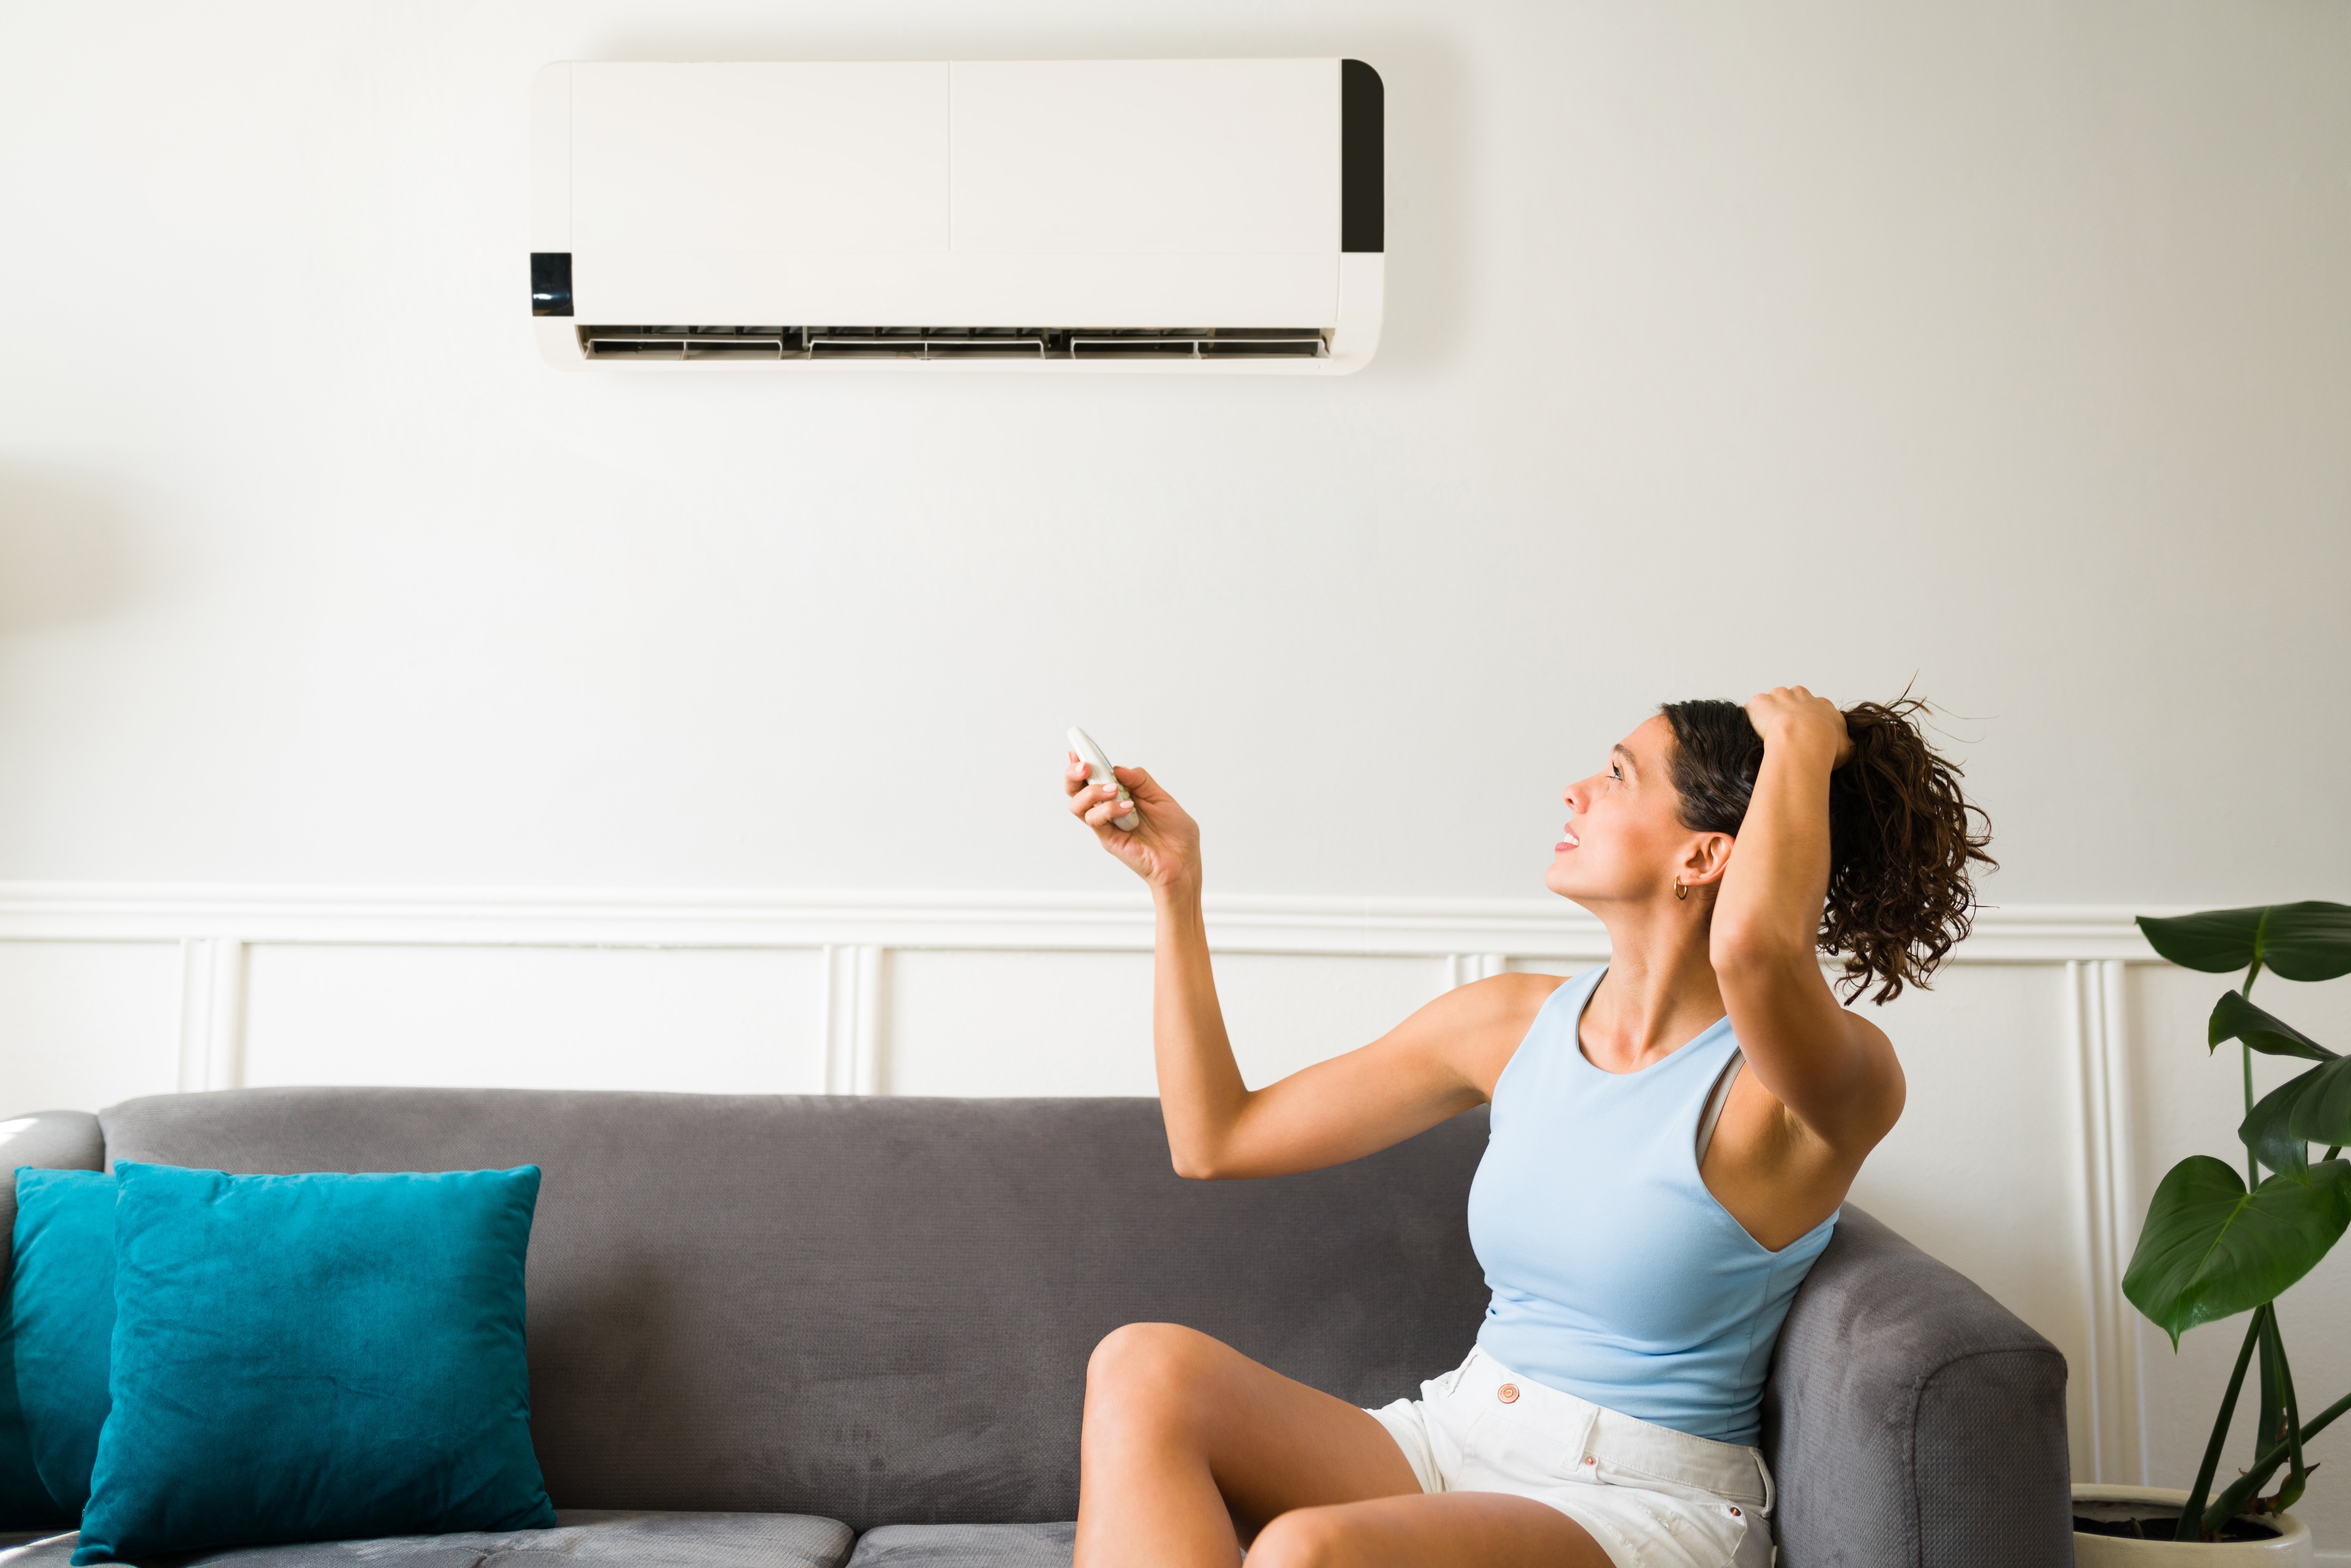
[1745, 686, 1855, 769]
[1065, 754, 1202, 899]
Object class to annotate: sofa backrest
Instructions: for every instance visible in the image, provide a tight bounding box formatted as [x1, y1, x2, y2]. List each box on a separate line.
[93, 1088, 1492, 1531]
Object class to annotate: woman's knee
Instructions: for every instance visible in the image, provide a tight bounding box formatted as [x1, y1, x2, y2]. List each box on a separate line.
[1083, 1322, 1223, 1428]
[1244, 1507, 1352, 1568]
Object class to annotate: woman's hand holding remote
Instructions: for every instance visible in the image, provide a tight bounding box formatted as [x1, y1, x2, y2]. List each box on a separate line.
[1064, 754, 1201, 899]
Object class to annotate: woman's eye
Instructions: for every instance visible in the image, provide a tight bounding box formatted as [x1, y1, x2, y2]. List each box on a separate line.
[1609, 765, 1622, 781]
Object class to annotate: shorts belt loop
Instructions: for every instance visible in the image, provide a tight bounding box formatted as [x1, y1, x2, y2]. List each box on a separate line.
[1571, 1405, 1599, 1466]
[1756, 1453, 1776, 1518]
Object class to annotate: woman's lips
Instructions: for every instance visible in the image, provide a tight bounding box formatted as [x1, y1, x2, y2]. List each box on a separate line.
[1555, 830, 1579, 852]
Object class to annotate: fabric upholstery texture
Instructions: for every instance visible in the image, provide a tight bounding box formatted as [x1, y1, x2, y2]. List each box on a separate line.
[9, 1171, 116, 1513]
[76, 1162, 556, 1565]
[1762, 1205, 2071, 1567]
[0, 1510, 854, 1567]
[844, 1522, 1074, 1568]
[99, 1090, 1492, 1532]
[0, 1114, 102, 1534]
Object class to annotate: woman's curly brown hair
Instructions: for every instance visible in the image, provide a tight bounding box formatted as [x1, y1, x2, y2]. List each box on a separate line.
[1659, 695, 1995, 1004]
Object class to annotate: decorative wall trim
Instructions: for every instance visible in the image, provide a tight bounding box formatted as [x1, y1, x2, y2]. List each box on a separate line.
[175, 937, 244, 1094]
[824, 945, 885, 1096]
[2071, 959, 2146, 1486]
[0, 884, 2171, 963]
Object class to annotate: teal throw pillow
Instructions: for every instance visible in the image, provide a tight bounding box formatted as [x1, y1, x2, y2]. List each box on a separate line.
[0, 1173, 79, 1532]
[0, 1365, 68, 1531]
[74, 1162, 555, 1566]
[10, 1170, 116, 1515]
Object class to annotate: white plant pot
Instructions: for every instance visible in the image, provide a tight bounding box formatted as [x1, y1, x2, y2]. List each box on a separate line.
[2073, 1485, 2312, 1566]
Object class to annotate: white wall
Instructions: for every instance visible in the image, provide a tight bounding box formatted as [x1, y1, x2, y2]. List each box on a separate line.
[1, 0, 2346, 901]
[4, 0, 2350, 1550]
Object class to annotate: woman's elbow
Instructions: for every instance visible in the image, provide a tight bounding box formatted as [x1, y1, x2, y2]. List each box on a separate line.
[1710, 922, 1812, 979]
[1168, 1145, 1228, 1181]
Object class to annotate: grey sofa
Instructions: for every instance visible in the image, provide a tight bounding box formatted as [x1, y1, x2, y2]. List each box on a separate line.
[0, 1088, 2071, 1566]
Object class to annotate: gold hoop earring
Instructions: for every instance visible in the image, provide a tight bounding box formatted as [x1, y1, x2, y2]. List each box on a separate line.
[1673, 880, 1689, 901]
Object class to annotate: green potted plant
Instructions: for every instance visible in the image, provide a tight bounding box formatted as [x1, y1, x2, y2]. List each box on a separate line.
[2073, 901, 2351, 1562]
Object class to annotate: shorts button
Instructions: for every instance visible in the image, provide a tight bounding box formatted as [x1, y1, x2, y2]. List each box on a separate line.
[1582, 1455, 1596, 1466]
[1730, 1507, 1743, 1517]
[1497, 1383, 1520, 1404]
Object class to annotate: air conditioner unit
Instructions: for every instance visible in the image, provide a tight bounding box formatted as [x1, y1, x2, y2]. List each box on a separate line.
[529, 59, 1382, 374]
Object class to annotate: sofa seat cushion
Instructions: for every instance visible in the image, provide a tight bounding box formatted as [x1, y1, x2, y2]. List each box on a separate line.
[0, 1510, 854, 1568]
[844, 1523, 1074, 1568]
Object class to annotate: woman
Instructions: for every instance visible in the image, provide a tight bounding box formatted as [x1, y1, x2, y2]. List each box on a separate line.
[1060, 687, 1992, 1568]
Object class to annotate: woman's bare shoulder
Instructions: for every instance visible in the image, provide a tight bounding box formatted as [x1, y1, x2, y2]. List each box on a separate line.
[1425, 971, 1568, 1097]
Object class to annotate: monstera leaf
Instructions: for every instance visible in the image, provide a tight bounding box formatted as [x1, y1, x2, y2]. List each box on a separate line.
[2139, 903, 2351, 981]
[2287, 1055, 2351, 1149]
[2209, 991, 2337, 1061]
[2242, 1071, 2323, 1175]
[2124, 1155, 2351, 1346]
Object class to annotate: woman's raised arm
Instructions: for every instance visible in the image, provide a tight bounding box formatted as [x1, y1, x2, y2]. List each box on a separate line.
[1703, 689, 1906, 1157]
[1067, 755, 1543, 1179]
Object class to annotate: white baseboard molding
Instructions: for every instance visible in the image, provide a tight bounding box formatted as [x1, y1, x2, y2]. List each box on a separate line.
[0, 883, 2170, 963]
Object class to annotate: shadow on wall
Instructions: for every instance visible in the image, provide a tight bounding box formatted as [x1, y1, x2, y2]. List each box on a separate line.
[0, 467, 144, 637]
[578, 26, 1473, 378]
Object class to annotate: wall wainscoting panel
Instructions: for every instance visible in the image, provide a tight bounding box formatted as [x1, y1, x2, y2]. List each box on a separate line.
[2069, 958, 2145, 1487]
[0, 937, 184, 1114]
[177, 937, 246, 1094]
[0, 882, 2263, 1500]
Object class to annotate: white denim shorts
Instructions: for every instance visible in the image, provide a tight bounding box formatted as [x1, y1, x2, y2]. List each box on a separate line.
[1364, 1347, 1775, 1568]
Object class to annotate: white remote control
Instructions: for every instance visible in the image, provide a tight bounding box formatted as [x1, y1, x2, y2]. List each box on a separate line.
[1068, 726, 1141, 831]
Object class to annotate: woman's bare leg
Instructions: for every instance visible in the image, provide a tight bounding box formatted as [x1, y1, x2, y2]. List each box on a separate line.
[1073, 1323, 1424, 1568]
[1249, 1493, 1613, 1568]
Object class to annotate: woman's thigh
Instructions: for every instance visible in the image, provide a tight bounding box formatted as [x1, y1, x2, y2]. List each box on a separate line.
[1249, 1492, 1613, 1568]
[1080, 1322, 1422, 1532]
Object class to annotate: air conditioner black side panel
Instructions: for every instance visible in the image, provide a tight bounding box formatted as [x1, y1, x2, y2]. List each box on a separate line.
[531, 252, 574, 317]
[1341, 60, 1383, 254]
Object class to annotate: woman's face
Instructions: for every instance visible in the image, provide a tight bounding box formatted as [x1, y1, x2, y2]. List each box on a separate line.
[1544, 713, 1706, 907]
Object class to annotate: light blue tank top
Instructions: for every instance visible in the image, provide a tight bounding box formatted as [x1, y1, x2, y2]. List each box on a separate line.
[1467, 965, 1837, 1446]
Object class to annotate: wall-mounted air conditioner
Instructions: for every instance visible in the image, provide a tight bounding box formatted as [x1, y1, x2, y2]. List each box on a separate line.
[529, 59, 1382, 373]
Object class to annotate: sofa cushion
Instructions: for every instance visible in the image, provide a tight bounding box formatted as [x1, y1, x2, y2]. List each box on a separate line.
[98, 1091, 1492, 1531]
[0, 1113, 102, 1535]
[0, 1311, 70, 1533]
[0, 1510, 854, 1567]
[10, 1171, 116, 1515]
[845, 1522, 1074, 1568]
[77, 1163, 555, 1565]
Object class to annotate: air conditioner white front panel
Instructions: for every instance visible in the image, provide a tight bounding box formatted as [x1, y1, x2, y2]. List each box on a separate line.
[570, 63, 952, 253]
[531, 58, 1380, 372]
[571, 251, 1340, 328]
[948, 60, 1337, 254]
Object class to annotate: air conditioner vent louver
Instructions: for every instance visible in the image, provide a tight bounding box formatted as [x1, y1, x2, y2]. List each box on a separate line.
[580, 326, 1330, 362]
[582, 327, 801, 359]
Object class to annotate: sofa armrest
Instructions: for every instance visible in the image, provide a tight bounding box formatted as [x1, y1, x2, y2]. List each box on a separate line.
[1, 1110, 104, 1292]
[1762, 1204, 2071, 1568]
